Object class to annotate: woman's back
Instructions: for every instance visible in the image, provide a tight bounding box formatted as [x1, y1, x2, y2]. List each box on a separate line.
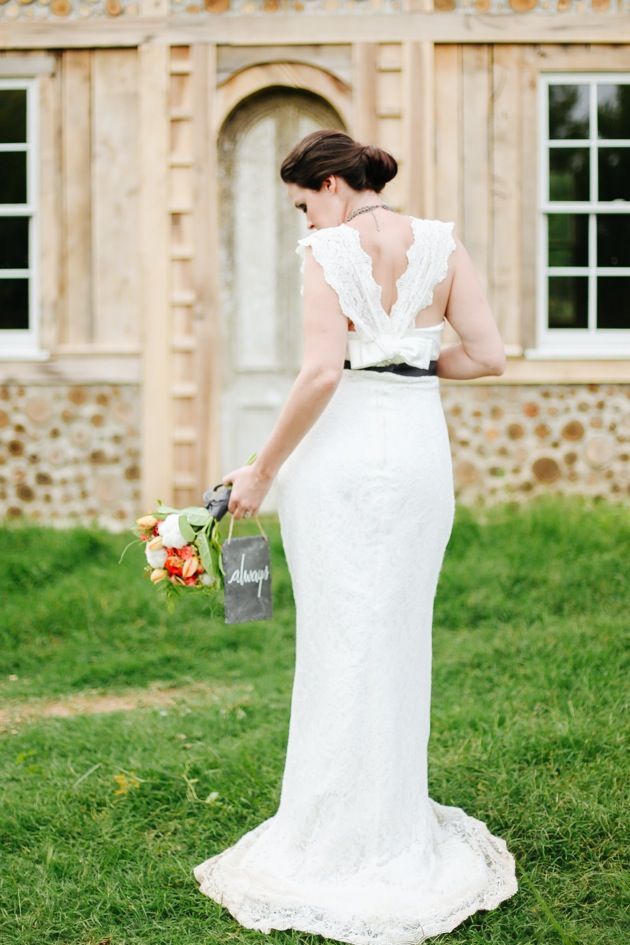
[339, 212, 454, 329]
[296, 213, 456, 372]
[296, 213, 456, 341]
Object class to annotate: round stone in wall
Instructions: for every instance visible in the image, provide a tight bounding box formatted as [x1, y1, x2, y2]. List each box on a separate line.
[47, 445, 67, 466]
[585, 434, 615, 468]
[454, 460, 480, 486]
[68, 387, 87, 406]
[94, 473, 118, 504]
[16, 483, 34, 501]
[532, 457, 562, 484]
[25, 397, 52, 424]
[562, 420, 585, 441]
[71, 426, 91, 448]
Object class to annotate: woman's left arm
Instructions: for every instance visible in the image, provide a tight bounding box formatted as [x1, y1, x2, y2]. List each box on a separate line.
[223, 245, 348, 518]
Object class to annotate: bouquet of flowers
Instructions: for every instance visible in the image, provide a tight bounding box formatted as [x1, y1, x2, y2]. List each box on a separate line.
[135, 504, 222, 590]
[119, 454, 256, 607]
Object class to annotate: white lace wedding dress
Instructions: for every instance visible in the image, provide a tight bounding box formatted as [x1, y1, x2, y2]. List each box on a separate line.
[193, 216, 518, 944]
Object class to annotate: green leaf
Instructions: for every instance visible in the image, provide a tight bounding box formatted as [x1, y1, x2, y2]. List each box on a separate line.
[217, 546, 226, 579]
[196, 529, 214, 576]
[178, 515, 195, 543]
[185, 509, 211, 527]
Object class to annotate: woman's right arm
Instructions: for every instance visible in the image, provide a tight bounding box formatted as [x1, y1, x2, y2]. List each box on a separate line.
[437, 234, 507, 380]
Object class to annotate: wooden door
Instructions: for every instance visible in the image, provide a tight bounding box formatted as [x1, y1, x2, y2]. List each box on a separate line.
[217, 88, 345, 512]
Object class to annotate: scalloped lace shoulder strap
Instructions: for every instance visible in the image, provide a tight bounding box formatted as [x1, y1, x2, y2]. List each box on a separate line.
[295, 228, 380, 340]
[393, 218, 456, 333]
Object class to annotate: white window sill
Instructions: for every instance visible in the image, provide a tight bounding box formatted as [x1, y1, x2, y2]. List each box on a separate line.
[0, 348, 50, 361]
[524, 347, 630, 360]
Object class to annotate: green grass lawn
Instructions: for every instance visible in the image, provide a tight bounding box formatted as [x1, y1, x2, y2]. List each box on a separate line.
[0, 496, 627, 945]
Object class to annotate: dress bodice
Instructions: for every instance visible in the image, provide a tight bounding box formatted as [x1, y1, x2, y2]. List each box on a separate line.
[295, 216, 455, 369]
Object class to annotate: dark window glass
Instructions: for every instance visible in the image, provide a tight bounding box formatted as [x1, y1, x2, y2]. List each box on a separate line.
[549, 84, 590, 140]
[598, 148, 630, 201]
[597, 277, 630, 329]
[549, 148, 589, 201]
[548, 276, 588, 329]
[0, 89, 27, 144]
[597, 215, 630, 267]
[597, 84, 630, 140]
[0, 278, 28, 329]
[0, 153, 27, 204]
[0, 216, 29, 269]
[548, 214, 589, 267]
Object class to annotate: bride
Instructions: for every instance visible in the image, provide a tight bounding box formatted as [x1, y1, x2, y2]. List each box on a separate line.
[193, 129, 518, 944]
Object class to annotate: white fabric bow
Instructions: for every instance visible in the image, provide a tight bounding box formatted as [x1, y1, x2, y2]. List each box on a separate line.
[346, 333, 436, 370]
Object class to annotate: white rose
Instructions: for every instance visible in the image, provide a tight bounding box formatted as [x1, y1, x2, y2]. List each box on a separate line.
[146, 544, 168, 569]
[157, 513, 188, 549]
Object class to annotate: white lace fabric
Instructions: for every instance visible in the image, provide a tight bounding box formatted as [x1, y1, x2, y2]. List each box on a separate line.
[297, 215, 453, 326]
[193, 216, 518, 943]
[194, 798, 518, 944]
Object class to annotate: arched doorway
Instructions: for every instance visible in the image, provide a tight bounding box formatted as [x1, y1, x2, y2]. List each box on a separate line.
[217, 87, 346, 512]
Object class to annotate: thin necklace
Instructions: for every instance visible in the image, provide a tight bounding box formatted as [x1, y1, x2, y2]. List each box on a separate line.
[344, 203, 393, 231]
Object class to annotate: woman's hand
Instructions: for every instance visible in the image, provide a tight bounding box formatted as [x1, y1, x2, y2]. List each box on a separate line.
[221, 464, 274, 519]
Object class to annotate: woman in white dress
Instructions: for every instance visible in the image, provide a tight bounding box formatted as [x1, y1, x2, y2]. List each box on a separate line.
[193, 130, 518, 944]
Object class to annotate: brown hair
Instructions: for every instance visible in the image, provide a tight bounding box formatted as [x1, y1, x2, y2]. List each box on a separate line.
[280, 129, 398, 194]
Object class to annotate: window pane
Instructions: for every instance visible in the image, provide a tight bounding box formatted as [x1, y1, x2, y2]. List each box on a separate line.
[598, 148, 630, 201]
[548, 214, 589, 267]
[597, 277, 630, 329]
[597, 215, 630, 267]
[597, 84, 630, 140]
[0, 216, 29, 269]
[549, 148, 589, 201]
[548, 276, 588, 328]
[0, 277, 28, 329]
[549, 84, 590, 140]
[0, 153, 27, 204]
[0, 89, 27, 144]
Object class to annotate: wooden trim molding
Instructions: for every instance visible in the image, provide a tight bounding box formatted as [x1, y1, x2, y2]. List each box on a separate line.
[213, 60, 352, 136]
[1, 16, 629, 49]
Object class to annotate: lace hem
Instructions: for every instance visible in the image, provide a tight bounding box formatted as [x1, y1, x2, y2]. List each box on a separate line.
[193, 800, 518, 945]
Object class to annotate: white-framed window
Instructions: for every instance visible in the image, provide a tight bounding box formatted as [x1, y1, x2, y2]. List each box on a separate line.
[0, 77, 45, 360]
[527, 73, 630, 359]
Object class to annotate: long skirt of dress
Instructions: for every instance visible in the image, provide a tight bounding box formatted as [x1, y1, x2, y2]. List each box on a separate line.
[193, 369, 518, 945]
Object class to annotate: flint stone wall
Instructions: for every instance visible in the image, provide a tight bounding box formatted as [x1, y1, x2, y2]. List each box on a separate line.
[441, 382, 629, 505]
[0, 381, 627, 529]
[0, 383, 142, 530]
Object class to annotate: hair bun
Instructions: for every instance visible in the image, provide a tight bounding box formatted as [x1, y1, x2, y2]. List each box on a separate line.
[280, 129, 398, 195]
[360, 144, 397, 192]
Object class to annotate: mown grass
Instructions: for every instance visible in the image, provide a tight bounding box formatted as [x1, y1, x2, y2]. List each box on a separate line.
[0, 496, 627, 945]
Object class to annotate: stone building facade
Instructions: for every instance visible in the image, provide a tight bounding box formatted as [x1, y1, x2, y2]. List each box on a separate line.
[0, 3, 628, 528]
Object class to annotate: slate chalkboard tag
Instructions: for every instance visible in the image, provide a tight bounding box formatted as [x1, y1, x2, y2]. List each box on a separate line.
[221, 513, 273, 625]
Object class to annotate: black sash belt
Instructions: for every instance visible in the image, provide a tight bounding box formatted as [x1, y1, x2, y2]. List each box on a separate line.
[343, 359, 438, 377]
